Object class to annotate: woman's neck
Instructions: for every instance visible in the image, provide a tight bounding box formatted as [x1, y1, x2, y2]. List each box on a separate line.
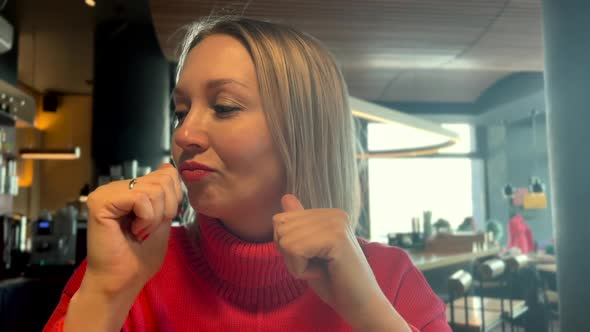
[217, 204, 282, 243]
[218, 217, 274, 243]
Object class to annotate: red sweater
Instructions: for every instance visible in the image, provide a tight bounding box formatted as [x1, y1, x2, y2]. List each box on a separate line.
[44, 216, 449, 331]
[508, 213, 535, 254]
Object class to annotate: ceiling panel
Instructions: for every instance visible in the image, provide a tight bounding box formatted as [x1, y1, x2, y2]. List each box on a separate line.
[17, 0, 94, 94]
[378, 69, 511, 102]
[151, 0, 543, 103]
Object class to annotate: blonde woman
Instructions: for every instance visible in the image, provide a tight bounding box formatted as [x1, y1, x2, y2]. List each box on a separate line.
[45, 17, 449, 331]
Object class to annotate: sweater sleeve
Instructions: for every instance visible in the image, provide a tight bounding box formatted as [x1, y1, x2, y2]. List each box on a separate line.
[42, 260, 88, 332]
[42, 261, 134, 332]
[393, 265, 451, 331]
[361, 241, 451, 331]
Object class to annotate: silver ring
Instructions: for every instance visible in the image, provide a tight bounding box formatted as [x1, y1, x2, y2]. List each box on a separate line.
[128, 178, 138, 190]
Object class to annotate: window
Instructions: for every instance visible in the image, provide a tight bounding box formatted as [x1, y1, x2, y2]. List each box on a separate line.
[367, 123, 479, 243]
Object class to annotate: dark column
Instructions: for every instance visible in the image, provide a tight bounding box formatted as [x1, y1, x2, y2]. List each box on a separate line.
[92, 0, 170, 177]
[0, 0, 19, 84]
[542, 0, 590, 329]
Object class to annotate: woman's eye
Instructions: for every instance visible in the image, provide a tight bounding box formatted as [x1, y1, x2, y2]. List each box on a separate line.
[174, 111, 187, 127]
[213, 104, 240, 116]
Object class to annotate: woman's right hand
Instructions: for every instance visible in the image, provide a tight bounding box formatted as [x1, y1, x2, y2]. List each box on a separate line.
[83, 163, 183, 298]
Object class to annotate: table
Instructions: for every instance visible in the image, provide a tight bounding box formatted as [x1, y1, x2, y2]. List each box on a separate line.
[537, 263, 557, 273]
[446, 306, 503, 332]
[409, 247, 502, 271]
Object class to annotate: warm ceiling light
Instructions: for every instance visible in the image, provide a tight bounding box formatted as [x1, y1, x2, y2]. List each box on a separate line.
[349, 97, 459, 158]
[85, 0, 96, 7]
[20, 146, 81, 160]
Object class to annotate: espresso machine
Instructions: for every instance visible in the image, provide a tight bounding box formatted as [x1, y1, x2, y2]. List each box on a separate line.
[30, 207, 78, 266]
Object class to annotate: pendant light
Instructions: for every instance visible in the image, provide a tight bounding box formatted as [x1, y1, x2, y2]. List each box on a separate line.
[20, 146, 80, 160]
[19, 93, 81, 160]
[350, 97, 459, 158]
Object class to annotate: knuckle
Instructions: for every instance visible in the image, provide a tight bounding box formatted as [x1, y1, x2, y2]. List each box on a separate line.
[86, 191, 99, 205]
[334, 209, 350, 223]
[135, 191, 151, 204]
[165, 208, 177, 220]
[278, 237, 289, 250]
[272, 216, 283, 228]
[161, 172, 175, 188]
[151, 183, 166, 199]
[332, 220, 349, 239]
[291, 244, 305, 257]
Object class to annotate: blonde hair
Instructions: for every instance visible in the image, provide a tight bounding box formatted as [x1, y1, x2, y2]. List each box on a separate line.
[176, 17, 361, 228]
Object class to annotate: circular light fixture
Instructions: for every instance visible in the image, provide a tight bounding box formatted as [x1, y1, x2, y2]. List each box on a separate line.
[349, 97, 459, 158]
[85, 0, 96, 7]
[529, 176, 545, 193]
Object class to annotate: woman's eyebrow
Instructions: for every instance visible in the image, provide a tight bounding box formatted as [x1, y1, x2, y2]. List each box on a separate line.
[206, 78, 249, 90]
[172, 86, 190, 100]
[172, 78, 250, 100]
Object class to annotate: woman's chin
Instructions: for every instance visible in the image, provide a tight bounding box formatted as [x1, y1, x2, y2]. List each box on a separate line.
[189, 197, 223, 219]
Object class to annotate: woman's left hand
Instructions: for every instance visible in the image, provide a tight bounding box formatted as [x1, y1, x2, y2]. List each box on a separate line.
[273, 194, 410, 331]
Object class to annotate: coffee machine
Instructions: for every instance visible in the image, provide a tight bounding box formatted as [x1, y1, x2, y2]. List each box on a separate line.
[30, 207, 77, 266]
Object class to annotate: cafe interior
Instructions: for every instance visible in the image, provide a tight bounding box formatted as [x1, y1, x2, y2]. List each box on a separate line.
[0, 0, 587, 331]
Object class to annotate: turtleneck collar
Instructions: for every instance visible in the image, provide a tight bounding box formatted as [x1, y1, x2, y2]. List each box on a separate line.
[173, 214, 308, 311]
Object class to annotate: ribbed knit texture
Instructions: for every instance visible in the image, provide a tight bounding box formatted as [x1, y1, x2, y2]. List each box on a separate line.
[181, 216, 308, 310]
[43, 215, 450, 331]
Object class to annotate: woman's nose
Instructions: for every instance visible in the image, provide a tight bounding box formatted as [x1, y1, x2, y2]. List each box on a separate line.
[173, 110, 210, 154]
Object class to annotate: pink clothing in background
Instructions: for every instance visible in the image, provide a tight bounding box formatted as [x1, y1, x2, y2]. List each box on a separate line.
[508, 213, 535, 254]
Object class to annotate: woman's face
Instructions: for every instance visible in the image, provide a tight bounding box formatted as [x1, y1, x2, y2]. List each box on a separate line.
[172, 34, 285, 239]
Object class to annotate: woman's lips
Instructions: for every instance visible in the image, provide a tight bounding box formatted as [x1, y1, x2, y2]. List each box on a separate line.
[178, 161, 215, 183]
[180, 168, 213, 183]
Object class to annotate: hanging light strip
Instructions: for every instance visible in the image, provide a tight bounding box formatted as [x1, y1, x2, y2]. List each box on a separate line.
[350, 97, 459, 158]
[20, 146, 81, 160]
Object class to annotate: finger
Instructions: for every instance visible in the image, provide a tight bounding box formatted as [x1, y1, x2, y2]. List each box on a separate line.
[100, 189, 155, 241]
[278, 214, 356, 273]
[157, 163, 183, 206]
[273, 208, 334, 224]
[279, 224, 332, 260]
[273, 219, 308, 278]
[131, 193, 157, 241]
[95, 187, 154, 222]
[130, 192, 155, 224]
[274, 213, 327, 240]
[142, 185, 167, 240]
[125, 164, 182, 240]
[129, 183, 166, 239]
[281, 194, 304, 212]
[147, 173, 182, 221]
[279, 235, 325, 279]
[282, 250, 309, 278]
[158, 174, 182, 220]
[273, 194, 311, 229]
[276, 220, 331, 279]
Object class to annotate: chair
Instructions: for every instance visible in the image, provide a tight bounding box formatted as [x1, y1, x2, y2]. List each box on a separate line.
[475, 258, 510, 332]
[447, 269, 503, 332]
[500, 255, 530, 331]
[462, 257, 528, 332]
[537, 264, 559, 331]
